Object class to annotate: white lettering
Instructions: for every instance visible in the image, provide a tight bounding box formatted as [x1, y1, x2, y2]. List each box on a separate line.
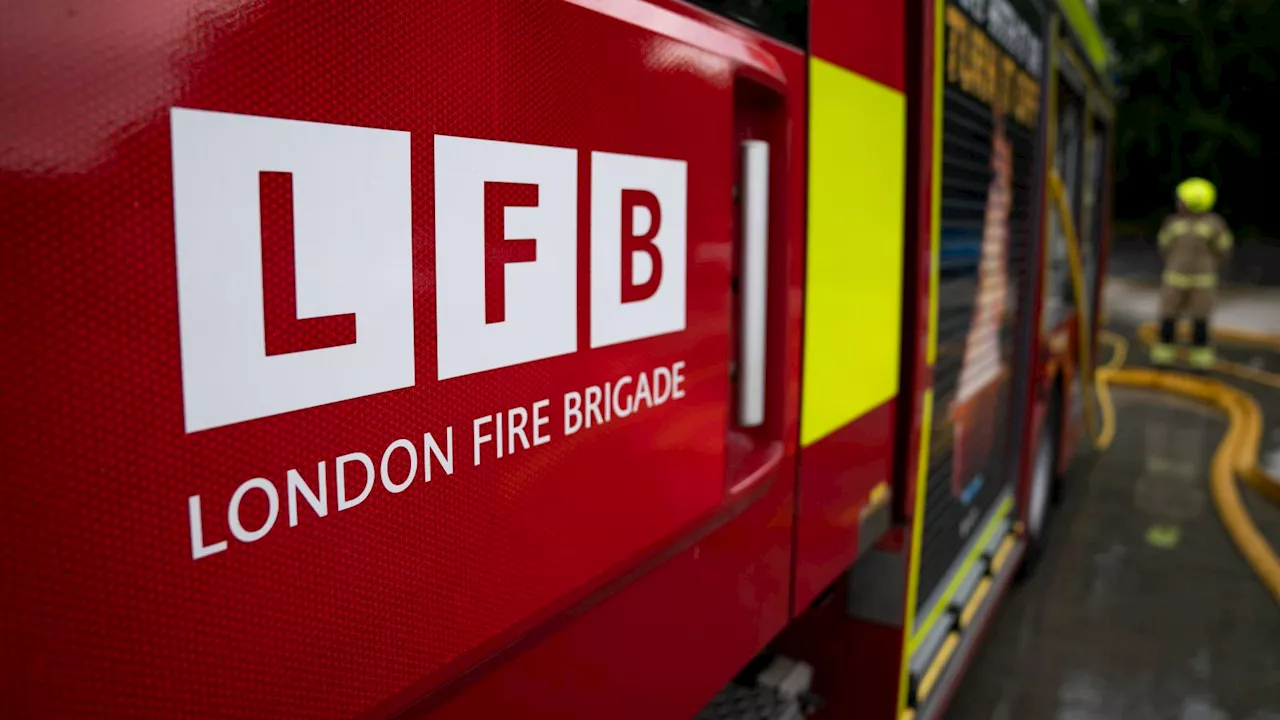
[613, 376, 634, 418]
[634, 372, 652, 410]
[533, 399, 551, 446]
[673, 360, 687, 399]
[336, 452, 375, 511]
[986, 0, 1042, 77]
[653, 365, 672, 404]
[380, 438, 418, 494]
[495, 410, 505, 459]
[473, 415, 493, 466]
[424, 428, 454, 481]
[508, 406, 530, 454]
[287, 462, 328, 527]
[564, 392, 583, 436]
[585, 385, 605, 428]
[188, 495, 228, 559]
[228, 477, 279, 543]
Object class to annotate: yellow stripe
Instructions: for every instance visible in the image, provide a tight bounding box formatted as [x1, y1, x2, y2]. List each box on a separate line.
[910, 496, 1012, 652]
[1218, 230, 1234, 252]
[898, 389, 934, 713]
[959, 577, 992, 628]
[1162, 271, 1216, 289]
[917, 632, 960, 702]
[1059, 0, 1109, 72]
[989, 534, 1017, 574]
[801, 58, 907, 446]
[899, 8, 946, 713]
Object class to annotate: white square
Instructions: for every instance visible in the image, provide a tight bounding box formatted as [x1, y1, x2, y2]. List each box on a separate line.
[171, 108, 414, 432]
[590, 152, 687, 348]
[433, 135, 578, 380]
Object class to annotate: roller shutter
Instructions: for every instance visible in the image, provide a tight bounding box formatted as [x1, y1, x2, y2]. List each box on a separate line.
[918, 0, 1045, 613]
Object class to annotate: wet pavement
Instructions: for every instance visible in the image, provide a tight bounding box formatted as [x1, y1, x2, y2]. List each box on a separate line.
[945, 339, 1280, 718]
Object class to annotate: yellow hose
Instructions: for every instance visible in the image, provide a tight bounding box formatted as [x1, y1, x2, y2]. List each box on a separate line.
[1131, 321, 1280, 502]
[1049, 170, 1280, 603]
[1047, 172, 1101, 446]
[1093, 331, 1126, 451]
[1099, 367, 1280, 603]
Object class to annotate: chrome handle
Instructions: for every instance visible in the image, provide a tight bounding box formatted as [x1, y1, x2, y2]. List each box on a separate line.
[738, 139, 770, 428]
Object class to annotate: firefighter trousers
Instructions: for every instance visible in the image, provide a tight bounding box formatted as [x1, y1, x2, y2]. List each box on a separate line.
[1159, 285, 1215, 321]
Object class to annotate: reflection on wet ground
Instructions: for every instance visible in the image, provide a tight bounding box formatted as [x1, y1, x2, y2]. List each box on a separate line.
[947, 388, 1280, 720]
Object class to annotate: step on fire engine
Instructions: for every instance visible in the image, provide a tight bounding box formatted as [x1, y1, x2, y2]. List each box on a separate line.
[0, 0, 1114, 718]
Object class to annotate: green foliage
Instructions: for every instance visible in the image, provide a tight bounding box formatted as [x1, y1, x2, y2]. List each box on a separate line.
[1102, 0, 1279, 236]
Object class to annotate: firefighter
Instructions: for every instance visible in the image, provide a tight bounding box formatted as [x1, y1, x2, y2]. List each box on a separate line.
[1150, 177, 1233, 369]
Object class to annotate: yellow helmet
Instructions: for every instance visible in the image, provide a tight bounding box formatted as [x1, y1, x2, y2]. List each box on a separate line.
[1176, 177, 1217, 213]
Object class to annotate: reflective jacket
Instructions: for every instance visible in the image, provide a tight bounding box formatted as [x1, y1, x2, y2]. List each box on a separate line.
[1157, 211, 1233, 288]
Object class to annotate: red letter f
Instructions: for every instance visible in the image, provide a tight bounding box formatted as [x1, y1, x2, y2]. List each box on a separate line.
[484, 182, 539, 324]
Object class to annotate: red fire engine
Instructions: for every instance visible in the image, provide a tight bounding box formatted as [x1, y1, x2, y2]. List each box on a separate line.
[0, 0, 1113, 718]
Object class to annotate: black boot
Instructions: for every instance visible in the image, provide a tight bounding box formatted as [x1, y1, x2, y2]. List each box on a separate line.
[1152, 317, 1177, 366]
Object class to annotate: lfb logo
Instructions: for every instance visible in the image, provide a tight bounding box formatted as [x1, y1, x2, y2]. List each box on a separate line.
[171, 108, 686, 432]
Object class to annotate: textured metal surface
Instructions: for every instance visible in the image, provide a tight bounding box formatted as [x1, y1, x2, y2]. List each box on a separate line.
[845, 546, 909, 625]
[695, 683, 803, 720]
[0, 1, 810, 718]
[918, 0, 1044, 611]
[948, 556, 987, 612]
[910, 609, 956, 679]
[912, 533, 1022, 720]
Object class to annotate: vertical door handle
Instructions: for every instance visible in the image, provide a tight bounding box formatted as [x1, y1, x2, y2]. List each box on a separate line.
[738, 139, 770, 428]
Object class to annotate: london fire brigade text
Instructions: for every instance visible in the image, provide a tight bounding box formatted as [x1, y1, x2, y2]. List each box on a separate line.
[188, 362, 687, 559]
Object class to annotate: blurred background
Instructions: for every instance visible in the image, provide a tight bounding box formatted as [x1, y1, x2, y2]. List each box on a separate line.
[1102, 0, 1280, 286]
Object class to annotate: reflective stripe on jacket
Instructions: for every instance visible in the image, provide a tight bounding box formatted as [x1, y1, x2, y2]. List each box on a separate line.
[1157, 211, 1232, 285]
[1162, 270, 1217, 289]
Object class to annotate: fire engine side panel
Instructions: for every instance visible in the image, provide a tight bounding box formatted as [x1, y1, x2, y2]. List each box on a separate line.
[402, 8, 812, 719]
[795, 0, 908, 610]
[0, 1, 803, 717]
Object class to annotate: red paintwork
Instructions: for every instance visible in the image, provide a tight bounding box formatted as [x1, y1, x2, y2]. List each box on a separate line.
[794, 399, 898, 610]
[0, 0, 806, 717]
[897, 0, 938, 525]
[811, 0, 907, 92]
[772, 580, 907, 720]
